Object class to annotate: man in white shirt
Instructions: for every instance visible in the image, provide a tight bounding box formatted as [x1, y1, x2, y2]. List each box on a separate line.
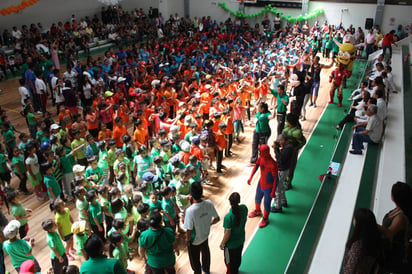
[184, 182, 220, 274]
[350, 104, 383, 155]
[11, 26, 22, 41]
[365, 29, 376, 59]
[374, 89, 387, 121]
[35, 71, 47, 114]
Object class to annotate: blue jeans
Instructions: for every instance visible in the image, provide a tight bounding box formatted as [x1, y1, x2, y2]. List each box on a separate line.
[255, 183, 272, 213]
[352, 127, 375, 151]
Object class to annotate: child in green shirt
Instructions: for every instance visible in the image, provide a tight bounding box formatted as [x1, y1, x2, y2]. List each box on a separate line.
[11, 147, 31, 194]
[7, 191, 32, 238]
[109, 231, 130, 271]
[41, 219, 68, 273]
[72, 220, 88, 260]
[85, 190, 105, 240]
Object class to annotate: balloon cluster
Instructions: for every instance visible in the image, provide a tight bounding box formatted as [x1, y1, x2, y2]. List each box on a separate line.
[0, 0, 40, 16]
[218, 2, 324, 22]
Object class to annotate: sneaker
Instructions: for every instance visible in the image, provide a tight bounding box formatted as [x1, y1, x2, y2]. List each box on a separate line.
[309, 103, 314, 107]
[248, 210, 262, 218]
[271, 206, 283, 213]
[209, 165, 215, 170]
[259, 218, 269, 228]
[349, 150, 362, 155]
[36, 195, 45, 201]
[313, 103, 317, 108]
[35, 111, 43, 115]
[328, 100, 333, 104]
[282, 201, 288, 208]
[216, 170, 224, 175]
[338, 103, 342, 107]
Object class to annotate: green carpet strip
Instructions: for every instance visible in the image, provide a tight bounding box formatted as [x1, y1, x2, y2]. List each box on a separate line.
[240, 60, 366, 274]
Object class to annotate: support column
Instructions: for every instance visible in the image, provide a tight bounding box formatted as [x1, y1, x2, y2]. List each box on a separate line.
[302, 0, 309, 15]
[375, 0, 385, 28]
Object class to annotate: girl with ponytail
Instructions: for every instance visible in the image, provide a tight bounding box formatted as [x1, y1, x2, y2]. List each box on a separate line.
[220, 192, 248, 274]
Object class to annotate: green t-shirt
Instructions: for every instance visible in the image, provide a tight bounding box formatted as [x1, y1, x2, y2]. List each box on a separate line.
[76, 198, 89, 219]
[55, 208, 72, 237]
[3, 239, 35, 268]
[4, 129, 16, 148]
[71, 138, 86, 160]
[150, 147, 161, 158]
[98, 150, 109, 170]
[26, 112, 37, 126]
[75, 233, 88, 256]
[100, 196, 111, 216]
[12, 202, 28, 226]
[114, 209, 129, 235]
[46, 231, 66, 259]
[148, 200, 162, 214]
[85, 166, 104, 184]
[176, 181, 190, 207]
[139, 227, 176, 268]
[80, 255, 127, 274]
[255, 112, 271, 133]
[113, 244, 128, 269]
[333, 37, 343, 52]
[89, 201, 103, 226]
[107, 149, 116, 166]
[270, 89, 289, 113]
[12, 154, 26, 175]
[184, 132, 196, 143]
[44, 175, 62, 199]
[133, 155, 153, 178]
[162, 197, 177, 221]
[0, 153, 8, 173]
[223, 204, 248, 249]
[60, 153, 75, 174]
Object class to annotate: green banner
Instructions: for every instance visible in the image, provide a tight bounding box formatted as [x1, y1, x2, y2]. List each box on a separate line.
[218, 2, 324, 22]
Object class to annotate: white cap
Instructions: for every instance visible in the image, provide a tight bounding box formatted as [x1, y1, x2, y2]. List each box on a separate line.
[3, 220, 20, 239]
[50, 124, 61, 130]
[73, 164, 85, 173]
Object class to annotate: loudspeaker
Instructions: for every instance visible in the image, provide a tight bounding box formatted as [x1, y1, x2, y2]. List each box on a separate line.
[152, 8, 159, 18]
[365, 18, 373, 30]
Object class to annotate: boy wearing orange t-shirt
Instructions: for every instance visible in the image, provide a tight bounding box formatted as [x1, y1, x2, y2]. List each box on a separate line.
[222, 108, 234, 157]
[133, 119, 148, 147]
[215, 122, 227, 175]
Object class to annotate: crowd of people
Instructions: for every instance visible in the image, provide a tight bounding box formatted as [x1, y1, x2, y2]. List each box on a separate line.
[0, 3, 409, 274]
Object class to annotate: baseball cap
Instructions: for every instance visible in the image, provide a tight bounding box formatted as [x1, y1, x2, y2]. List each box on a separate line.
[142, 172, 158, 182]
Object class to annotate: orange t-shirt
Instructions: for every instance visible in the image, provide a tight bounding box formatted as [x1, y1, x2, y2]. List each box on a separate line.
[133, 127, 148, 146]
[86, 113, 98, 130]
[113, 125, 127, 147]
[98, 129, 112, 141]
[191, 145, 203, 161]
[215, 131, 227, 149]
[58, 110, 72, 129]
[223, 116, 234, 134]
[180, 151, 191, 166]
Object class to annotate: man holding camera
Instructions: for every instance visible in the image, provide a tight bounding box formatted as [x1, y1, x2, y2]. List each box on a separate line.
[271, 134, 295, 213]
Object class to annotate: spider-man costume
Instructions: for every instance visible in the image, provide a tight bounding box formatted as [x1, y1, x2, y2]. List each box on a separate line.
[247, 144, 278, 227]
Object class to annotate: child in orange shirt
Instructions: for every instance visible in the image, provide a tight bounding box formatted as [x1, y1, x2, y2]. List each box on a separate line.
[215, 122, 227, 175]
[222, 108, 234, 157]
